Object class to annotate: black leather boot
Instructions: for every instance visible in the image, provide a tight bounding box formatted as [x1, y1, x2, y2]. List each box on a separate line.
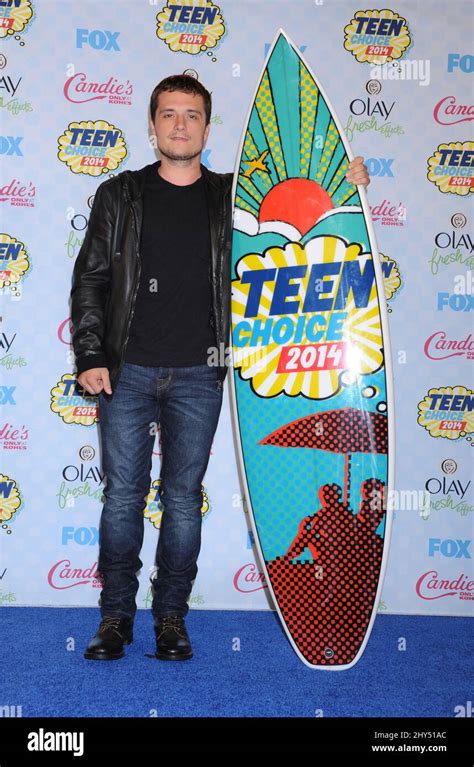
[155, 615, 193, 661]
[84, 616, 133, 660]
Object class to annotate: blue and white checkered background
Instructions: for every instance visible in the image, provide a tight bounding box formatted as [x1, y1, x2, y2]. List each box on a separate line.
[1, 0, 472, 616]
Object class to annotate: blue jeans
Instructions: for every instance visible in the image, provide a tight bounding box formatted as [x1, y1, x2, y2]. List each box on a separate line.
[96, 362, 223, 624]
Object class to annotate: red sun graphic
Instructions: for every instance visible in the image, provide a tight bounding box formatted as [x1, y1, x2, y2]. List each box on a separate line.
[259, 178, 334, 236]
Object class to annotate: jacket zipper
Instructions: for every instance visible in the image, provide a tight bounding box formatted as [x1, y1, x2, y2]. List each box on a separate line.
[217, 194, 227, 351]
[116, 180, 141, 380]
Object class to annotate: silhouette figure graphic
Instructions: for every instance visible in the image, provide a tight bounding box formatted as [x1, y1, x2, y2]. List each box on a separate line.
[267, 478, 386, 666]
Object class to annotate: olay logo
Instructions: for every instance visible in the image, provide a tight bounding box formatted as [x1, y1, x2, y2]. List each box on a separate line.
[48, 559, 103, 589]
[233, 563, 268, 592]
[434, 96, 474, 125]
[415, 570, 474, 600]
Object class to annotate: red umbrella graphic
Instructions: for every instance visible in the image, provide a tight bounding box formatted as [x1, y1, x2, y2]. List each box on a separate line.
[259, 406, 388, 505]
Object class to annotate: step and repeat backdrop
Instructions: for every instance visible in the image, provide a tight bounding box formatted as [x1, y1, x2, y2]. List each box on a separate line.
[1, 0, 472, 616]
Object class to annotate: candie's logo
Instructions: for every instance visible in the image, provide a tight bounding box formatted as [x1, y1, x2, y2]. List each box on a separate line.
[156, 0, 226, 57]
[427, 142, 473, 196]
[0, 0, 34, 40]
[47, 560, 103, 590]
[233, 563, 268, 593]
[58, 317, 73, 347]
[344, 9, 411, 65]
[0, 178, 36, 207]
[434, 96, 474, 126]
[417, 386, 474, 441]
[57, 120, 128, 176]
[0, 233, 30, 290]
[370, 199, 406, 227]
[50, 374, 99, 426]
[144, 479, 210, 528]
[424, 331, 474, 361]
[416, 570, 473, 601]
[0, 473, 22, 525]
[0, 421, 29, 451]
[63, 72, 133, 106]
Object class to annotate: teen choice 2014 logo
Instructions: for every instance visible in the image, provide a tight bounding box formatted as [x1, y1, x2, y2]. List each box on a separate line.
[156, 0, 226, 57]
[381, 253, 402, 305]
[0, 474, 22, 526]
[57, 120, 128, 176]
[427, 142, 474, 196]
[232, 234, 383, 400]
[418, 386, 474, 442]
[144, 479, 210, 528]
[344, 9, 411, 65]
[0, 233, 31, 290]
[0, 0, 34, 40]
[50, 374, 99, 426]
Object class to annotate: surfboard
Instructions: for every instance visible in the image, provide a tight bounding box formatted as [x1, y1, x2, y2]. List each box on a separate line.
[229, 30, 394, 669]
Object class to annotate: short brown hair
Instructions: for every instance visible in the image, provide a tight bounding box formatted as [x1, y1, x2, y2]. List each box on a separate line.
[149, 74, 212, 125]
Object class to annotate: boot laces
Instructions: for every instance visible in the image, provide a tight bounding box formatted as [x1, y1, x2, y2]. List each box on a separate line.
[156, 615, 185, 638]
[99, 616, 127, 636]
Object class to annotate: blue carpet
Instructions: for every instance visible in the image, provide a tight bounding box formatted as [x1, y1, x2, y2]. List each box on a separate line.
[1, 608, 471, 717]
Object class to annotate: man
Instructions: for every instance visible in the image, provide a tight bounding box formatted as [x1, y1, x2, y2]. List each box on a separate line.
[70, 74, 370, 662]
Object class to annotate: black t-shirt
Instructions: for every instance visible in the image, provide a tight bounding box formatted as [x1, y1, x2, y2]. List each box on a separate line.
[123, 162, 216, 367]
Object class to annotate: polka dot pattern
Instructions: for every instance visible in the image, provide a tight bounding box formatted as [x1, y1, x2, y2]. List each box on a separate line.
[255, 71, 287, 181]
[300, 63, 318, 176]
[261, 408, 388, 454]
[315, 121, 339, 184]
[267, 479, 387, 666]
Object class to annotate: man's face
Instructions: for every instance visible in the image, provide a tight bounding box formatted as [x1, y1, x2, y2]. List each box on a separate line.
[151, 89, 210, 163]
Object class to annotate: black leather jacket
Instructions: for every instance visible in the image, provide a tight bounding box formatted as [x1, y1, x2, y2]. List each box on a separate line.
[70, 162, 233, 390]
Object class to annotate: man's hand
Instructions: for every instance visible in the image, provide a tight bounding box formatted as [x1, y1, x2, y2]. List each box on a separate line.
[77, 367, 112, 396]
[346, 155, 370, 188]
